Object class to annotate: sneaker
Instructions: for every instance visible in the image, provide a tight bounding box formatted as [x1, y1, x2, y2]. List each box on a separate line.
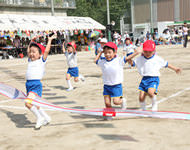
[66, 87, 73, 91]
[121, 98, 127, 110]
[43, 116, 51, 126]
[152, 103, 158, 111]
[79, 74, 85, 82]
[35, 117, 45, 130]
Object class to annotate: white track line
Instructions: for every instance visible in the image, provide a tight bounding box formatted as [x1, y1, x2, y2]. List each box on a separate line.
[0, 99, 14, 104]
[147, 86, 190, 108]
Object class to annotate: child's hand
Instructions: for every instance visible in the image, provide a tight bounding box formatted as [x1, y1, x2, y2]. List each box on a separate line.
[48, 34, 57, 40]
[175, 68, 182, 74]
[31, 35, 41, 41]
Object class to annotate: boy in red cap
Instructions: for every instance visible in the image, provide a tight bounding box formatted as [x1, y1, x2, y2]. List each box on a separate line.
[131, 40, 181, 111]
[25, 34, 57, 129]
[95, 42, 140, 119]
[62, 41, 85, 91]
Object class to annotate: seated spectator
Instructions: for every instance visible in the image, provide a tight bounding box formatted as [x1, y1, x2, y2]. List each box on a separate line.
[6, 36, 13, 46]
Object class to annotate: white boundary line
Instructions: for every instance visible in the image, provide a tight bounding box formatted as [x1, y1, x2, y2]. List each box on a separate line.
[0, 99, 14, 104]
[147, 86, 190, 108]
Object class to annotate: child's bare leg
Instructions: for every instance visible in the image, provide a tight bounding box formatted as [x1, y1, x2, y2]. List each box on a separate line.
[148, 88, 157, 111]
[113, 97, 122, 105]
[104, 95, 112, 108]
[113, 97, 126, 110]
[139, 91, 147, 110]
[74, 77, 79, 82]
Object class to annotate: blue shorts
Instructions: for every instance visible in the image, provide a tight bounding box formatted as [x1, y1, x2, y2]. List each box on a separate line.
[126, 52, 134, 56]
[67, 67, 79, 77]
[26, 80, 42, 97]
[103, 84, 123, 98]
[139, 76, 160, 94]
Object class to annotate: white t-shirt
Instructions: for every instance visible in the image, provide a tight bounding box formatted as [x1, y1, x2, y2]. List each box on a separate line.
[65, 51, 77, 68]
[134, 55, 168, 77]
[96, 57, 126, 85]
[26, 56, 46, 80]
[183, 27, 188, 35]
[123, 44, 136, 54]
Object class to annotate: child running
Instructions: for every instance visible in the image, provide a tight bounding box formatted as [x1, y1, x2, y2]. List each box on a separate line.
[123, 37, 137, 67]
[95, 42, 140, 115]
[25, 34, 57, 129]
[131, 40, 181, 111]
[62, 41, 84, 91]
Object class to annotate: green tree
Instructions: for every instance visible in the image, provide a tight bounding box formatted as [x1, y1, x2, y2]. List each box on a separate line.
[67, 0, 130, 32]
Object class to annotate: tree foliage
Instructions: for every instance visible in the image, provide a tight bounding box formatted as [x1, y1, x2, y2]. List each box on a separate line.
[67, 0, 131, 31]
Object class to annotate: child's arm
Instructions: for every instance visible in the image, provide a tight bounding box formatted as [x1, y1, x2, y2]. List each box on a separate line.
[94, 51, 103, 63]
[125, 47, 142, 62]
[168, 64, 182, 74]
[62, 41, 66, 54]
[43, 34, 57, 60]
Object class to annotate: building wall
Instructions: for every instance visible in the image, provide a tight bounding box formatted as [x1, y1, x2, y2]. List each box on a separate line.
[0, 6, 67, 16]
[133, 0, 150, 24]
[157, 0, 174, 21]
[180, 0, 190, 21]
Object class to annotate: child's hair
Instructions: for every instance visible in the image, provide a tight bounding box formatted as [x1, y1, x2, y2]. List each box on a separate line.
[29, 42, 45, 54]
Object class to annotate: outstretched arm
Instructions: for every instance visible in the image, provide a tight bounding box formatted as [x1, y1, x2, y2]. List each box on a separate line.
[168, 64, 182, 74]
[94, 51, 103, 63]
[43, 34, 57, 60]
[125, 47, 142, 62]
[62, 41, 66, 54]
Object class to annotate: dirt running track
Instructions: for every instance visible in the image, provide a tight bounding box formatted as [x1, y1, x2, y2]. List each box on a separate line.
[0, 44, 190, 150]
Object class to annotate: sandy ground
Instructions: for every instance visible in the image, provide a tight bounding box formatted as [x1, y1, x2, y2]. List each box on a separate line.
[0, 44, 190, 150]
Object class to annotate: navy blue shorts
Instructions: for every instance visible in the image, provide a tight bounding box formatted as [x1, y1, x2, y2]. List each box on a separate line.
[26, 80, 42, 97]
[126, 52, 134, 56]
[139, 76, 160, 93]
[67, 67, 79, 77]
[103, 84, 123, 98]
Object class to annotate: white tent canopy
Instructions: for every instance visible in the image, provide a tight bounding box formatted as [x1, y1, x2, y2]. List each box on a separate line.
[0, 14, 106, 31]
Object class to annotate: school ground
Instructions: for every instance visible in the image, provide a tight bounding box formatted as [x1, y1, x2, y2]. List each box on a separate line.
[0, 44, 190, 150]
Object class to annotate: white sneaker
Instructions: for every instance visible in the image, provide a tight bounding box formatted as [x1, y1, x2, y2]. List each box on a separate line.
[66, 87, 73, 91]
[43, 116, 51, 126]
[79, 74, 85, 82]
[152, 103, 158, 111]
[35, 117, 45, 129]
[121, 98, 127, 110]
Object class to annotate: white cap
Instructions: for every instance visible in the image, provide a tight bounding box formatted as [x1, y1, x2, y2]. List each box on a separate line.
[100, 38, 108, 43]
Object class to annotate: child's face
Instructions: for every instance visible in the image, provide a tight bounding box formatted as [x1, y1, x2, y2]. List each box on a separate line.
[29, 46, 41, 61]
[143, 50, 155, 58]
[104, 47, 116, 61]
[67, 46, 73, 53]
[125, 40, 130, 45]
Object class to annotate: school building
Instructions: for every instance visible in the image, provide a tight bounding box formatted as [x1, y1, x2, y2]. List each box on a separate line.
[131, 0, 190, 38]
[0, 0, 76, 16]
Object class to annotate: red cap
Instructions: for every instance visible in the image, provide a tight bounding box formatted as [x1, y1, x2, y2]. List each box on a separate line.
[103, 42, 118, 52]
[67, 42, 77, 50]
[143, 40, 156, 51]
[30, 42, 46, 54]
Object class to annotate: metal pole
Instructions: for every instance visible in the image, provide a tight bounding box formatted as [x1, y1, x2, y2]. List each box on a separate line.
[150, 0, 153, 34]
[131, 0, 134, 33]
[107, 0, 111, 41]
[51, 0, 55, 16]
